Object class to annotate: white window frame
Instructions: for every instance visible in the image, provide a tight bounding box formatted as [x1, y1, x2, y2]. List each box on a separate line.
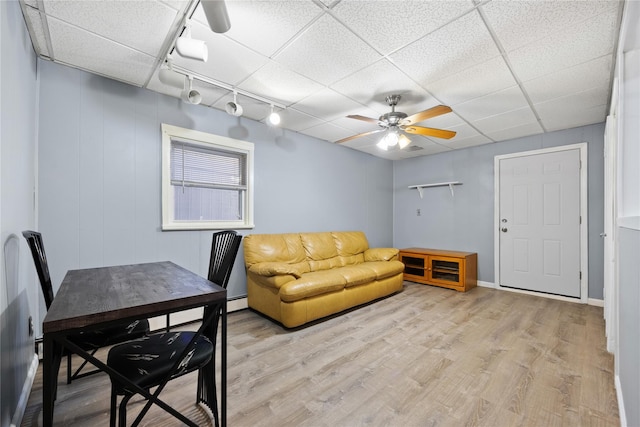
[161, 123, 254, 230]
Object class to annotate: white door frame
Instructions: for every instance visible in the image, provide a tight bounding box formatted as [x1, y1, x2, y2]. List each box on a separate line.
[494, 143, 589, 303]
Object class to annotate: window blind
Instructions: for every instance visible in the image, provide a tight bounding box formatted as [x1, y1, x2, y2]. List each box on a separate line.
[170, 140, 246, 190]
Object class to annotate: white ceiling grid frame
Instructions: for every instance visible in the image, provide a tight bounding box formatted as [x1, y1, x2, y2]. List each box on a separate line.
[452, 85, 530, 122]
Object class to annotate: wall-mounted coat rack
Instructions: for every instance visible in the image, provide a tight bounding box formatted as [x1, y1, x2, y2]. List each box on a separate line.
[408, 181, 462, 198]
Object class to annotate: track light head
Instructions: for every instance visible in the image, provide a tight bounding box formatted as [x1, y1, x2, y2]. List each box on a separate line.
[158, 58, 184, 89]
[181, 76, 202, 105]
[268, 105, 281, 126]
[200, 0, 231, 34]
[175, 24, 208, 62]
[225, 92, 243, 116]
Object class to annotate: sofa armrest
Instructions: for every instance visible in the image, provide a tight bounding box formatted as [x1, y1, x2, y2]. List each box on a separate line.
[364, 248, 399, 262]
[248, 262, 305, 279]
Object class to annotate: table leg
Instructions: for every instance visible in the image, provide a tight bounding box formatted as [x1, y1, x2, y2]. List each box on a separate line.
[43, 334, 62, 427]
[221, 302, 226, 427]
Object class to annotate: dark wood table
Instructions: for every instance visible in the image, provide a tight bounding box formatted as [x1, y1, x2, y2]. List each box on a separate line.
[42, 261, 227, 426]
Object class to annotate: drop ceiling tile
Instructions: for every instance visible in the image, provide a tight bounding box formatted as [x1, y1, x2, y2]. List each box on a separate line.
[300, 121, 354, 142]
[274, 14, 382, 86]
[192, 1, 322, 57]
[390, 10, 501, 86]
[292, 88, 368, 123]
[159, 0, 190, 11]
[443, 133, 493, 150]
[331, 60, 434, 110]
[238, 60, 324, 106]
[453, 86, 529, 122]
[341, 134, 381, 149]
[523, 55, 613, 105]
[484, 122, 544, 142]
[536, 88, 609, 132]
[426, 56, 517, 106]
[47, 17, 156, 86]
[332, 0, 473, 55]
[507, 8, 619, 82]
[271, 108, 325, 132]
[472, 107, 538, 134]
[482, 0, 619, 52]
[172, 20, 269, 87]
[43, 0, 182, 56]
[23, 7, 50, 57]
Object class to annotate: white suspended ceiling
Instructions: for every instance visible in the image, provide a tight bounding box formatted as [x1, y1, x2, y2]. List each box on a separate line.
[20, 0, 623, 160]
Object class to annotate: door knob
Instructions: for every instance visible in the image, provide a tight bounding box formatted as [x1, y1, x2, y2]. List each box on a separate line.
[501, 227, 508, 232]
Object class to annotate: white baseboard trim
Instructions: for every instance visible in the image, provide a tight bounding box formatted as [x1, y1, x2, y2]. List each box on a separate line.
[228, 297, 248, 312]
[477, 281, 496, 289]
[10, 353, 39, 427]
[477, 281, 596, 305]
[588, 298, 604, 307]
[615, 375, 627, 427]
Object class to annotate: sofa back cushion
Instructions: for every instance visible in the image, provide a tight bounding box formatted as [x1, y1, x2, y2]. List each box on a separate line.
[300, 232, 342, 272]
[243, 233, 306, 267]
[333, 231, 368, 265]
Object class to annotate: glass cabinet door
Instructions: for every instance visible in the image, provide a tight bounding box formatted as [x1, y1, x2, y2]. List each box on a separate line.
[429, 257, 460, 284]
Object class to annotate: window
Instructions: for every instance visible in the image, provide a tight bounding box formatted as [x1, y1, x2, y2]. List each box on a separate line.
[161, 124, 254, 230]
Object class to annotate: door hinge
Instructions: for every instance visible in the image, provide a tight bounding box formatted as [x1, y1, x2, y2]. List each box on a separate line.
[579, 216, 582, 224]
[579, 271, 582, 280]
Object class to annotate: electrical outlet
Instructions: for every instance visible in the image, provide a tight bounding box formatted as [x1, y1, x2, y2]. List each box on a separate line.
[417, 209, 421, 216]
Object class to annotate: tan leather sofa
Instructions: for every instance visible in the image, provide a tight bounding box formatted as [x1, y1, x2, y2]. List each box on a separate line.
[243, 231, 404, 328]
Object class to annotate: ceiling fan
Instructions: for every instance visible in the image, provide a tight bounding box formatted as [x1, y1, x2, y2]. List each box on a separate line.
[336, 94, 456, 150]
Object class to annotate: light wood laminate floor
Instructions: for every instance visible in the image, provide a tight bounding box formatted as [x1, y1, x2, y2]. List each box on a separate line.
[22, 283, 619, 426]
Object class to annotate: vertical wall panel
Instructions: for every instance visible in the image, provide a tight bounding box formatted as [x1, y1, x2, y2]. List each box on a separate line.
[78, 71, 105, 268]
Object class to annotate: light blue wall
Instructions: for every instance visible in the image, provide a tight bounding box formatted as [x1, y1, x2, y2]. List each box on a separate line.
[0, 0, 38, 425]
[393, 124, 605, 299]
[37, 60, 393, 302]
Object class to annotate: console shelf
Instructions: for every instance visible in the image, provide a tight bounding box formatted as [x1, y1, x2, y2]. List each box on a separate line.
[399, 248, 477, 292]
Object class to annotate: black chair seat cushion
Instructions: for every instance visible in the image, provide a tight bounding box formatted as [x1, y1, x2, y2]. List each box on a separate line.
[107, 331, 213, 393]
[71, 319, 150, 350]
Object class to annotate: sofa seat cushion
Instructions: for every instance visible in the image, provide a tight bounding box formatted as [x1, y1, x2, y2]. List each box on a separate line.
[361, 260, 405, 280]
[335, 265, 377, 287]
[279, 270, 347, 302]
[248, 261, 310, 279]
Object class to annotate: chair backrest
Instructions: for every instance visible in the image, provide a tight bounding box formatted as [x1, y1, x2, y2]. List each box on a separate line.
[22, 230, 55, 310]
[207, 231, 242, 288]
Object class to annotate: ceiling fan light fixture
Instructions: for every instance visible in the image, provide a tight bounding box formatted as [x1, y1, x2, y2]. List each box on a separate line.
[398, 133, 411, 149]
[175, 23, 208, 62]
[200, 0, 231, 34]
[376, 139, 389, 151]
[381, 128, 399, 147]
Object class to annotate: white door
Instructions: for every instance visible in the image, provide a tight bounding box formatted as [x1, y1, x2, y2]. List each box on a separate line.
[498, 149, 581, 297]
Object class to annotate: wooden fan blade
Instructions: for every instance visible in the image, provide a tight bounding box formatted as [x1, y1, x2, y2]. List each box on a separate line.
[402, 105, 452, 126]
[335, 129, 385, 144]
[346, 114, 380, 124]
[403, 126, 456, 139]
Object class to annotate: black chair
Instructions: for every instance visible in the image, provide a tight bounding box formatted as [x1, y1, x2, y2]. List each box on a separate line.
[107, 230, 242, 427]
[22, 230, 150, 384]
